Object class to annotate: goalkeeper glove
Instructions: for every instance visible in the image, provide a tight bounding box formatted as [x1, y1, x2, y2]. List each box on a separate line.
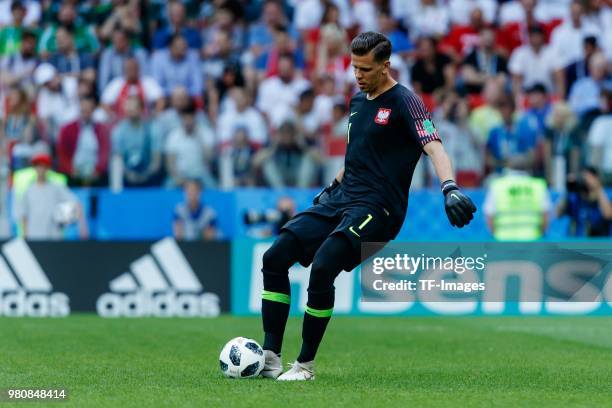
[313, 178, 340, 205]
[442, 180, 477, 228]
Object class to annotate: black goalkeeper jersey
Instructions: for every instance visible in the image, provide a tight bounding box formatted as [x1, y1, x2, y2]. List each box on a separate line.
[338, 83, 441, 220]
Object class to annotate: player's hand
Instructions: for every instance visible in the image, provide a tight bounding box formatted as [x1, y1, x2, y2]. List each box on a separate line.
[442, 180, 477, 228]
[313, 179, 340, 205]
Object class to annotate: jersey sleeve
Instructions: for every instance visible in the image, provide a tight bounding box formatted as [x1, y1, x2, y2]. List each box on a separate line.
[400, 91, 441, 151]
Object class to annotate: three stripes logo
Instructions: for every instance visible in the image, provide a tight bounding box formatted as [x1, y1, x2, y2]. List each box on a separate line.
[0, 239, 70, 317]
[96, 238, 220, 317]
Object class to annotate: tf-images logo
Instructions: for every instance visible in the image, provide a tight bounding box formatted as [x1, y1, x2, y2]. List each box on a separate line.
[0, 239, 70, 317]
[96, 238, 220, 317]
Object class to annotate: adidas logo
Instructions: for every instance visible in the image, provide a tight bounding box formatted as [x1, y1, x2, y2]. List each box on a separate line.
[96, 238, 220, 317]
[0, 238, 70, 317]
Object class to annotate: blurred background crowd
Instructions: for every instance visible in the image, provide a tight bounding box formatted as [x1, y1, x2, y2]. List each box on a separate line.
[0, 0, 611, 240]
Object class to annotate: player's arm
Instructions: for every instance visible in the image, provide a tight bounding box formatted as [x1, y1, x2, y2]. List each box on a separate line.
[424, 141, 477, 228]
[313, 166, 344, 205]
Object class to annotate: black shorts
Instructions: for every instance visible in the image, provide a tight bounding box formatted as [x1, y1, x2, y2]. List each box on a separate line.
[281, 201, 401, 271]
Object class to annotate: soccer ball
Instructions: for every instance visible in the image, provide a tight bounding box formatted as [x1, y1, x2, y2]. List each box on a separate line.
[219, 337, 265, 378]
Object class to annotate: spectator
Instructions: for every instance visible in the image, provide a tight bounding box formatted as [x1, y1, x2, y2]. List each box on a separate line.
[152, 1, 201, 49]
[153, 86, 213, 144]
[409, 0, 450, 40]
[568, 52, 610, 117]
[549, 0, 601, 72]
[292, 88, 324, 147]
[256, 53, 310, 128]
[314, 23, 350, 93]
[0, 29, 37, 87]
[410, 36, 455, 95]
[439, 7, 487, 62]
[219, 126, 257, 188]
[253, 120, 318, 188]
[303, 2, 344, 75]
[255, 24, 305, 80]
[48, 26, 95, 76]
[432, 91, 483, 186]
[201, 5, 244, 56]
[377, 8, 413, 57]
[557, 167, 612, 236]
[469, 78, 504, 144]
[97, 29, 149, 94]
[587, 85, 612, 185]
[562, 35, 599, 98]
[0, 0, 26, 57]
[202, 29, 242, 84]
[486, 95, 538, 174]
[249, 0, 295, 60]
[173, 179, 219, 241]
[543, 101, 579, 190]
[508, 26, 560, 96]
[98, 0, 142, 44]
[34, 63, 79, 141]
[217, 87, 268, 149]
[56, 96, 110, 186]
[448, 0, 497, 26]
[461, 26, 509, 94]
[0, 0, 40, 27]
[100, 57, 164, 121]
[111, 96, 163, 187]
[152, 34, 203, 97]
[14, 152, 88, 240]
[38, 1, 99, 54]
[517, 83, 551, 145]
[0, 84, 34, 143]
[165, 101, 216, 188]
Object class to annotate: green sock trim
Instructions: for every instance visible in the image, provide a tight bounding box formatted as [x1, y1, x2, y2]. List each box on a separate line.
[305, 306, 333, 318]
[262, 290, 290, 304]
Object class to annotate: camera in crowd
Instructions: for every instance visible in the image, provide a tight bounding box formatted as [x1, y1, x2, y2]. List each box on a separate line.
[243, 197, 296, 237]
[566, 167, 599, 194]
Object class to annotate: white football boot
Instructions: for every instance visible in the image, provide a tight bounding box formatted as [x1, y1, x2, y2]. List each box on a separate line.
[277, 361, 315, 381]
[261, 350, 283, 379]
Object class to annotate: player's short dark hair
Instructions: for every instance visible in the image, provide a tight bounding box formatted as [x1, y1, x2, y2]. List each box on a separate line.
[350, 31, 392, 63]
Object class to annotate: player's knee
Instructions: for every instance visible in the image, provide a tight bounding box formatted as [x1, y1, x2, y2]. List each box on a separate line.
[262, 232, 300, 274]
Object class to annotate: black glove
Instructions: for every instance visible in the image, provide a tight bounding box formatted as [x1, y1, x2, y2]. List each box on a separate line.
[442, 180, 477, 228]
[313, 179, 340, 205]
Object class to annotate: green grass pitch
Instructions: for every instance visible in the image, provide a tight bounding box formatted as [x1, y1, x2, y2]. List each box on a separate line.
[1, 315, 611, 407]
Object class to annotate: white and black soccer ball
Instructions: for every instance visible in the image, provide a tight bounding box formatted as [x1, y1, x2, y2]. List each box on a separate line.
[219, 337, 265, 379]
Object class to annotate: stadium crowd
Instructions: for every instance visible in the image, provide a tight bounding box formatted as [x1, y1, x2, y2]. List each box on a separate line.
[0, 0, 611, 238]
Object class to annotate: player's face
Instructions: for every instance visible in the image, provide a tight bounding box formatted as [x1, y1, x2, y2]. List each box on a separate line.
[351, 52, 389, 94]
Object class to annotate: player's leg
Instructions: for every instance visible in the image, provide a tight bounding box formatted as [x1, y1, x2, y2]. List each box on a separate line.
[261, 211, 338, 378]
[277, 233, 352, 381]
[260, 231, 302, 359]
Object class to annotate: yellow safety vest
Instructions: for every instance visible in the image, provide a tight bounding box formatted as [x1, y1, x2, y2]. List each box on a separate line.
[491, 175, 547, 241]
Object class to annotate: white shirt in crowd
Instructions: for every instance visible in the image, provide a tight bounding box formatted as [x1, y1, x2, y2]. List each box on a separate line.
[165, 125, 215, 180]
[508, 44, 560, 91]
[36, 76, 79, 130]
[256, 76, 310, 128]
[448, 0, 498, 26]
[587, 115, 612, 174]
[15, 182, 77, 240]
[499, 0, 571, 25]
[216, 106, 268, 147]
[549, 19, 601, 69]
[0, 0, 40, 26]
[101, 76, 164, 106]
[409, 4, 449, 39]
[291, 0, 352, 30]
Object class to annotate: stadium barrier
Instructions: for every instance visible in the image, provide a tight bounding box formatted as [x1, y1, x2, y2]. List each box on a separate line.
[231, 239, 612, 316]
[11, 187, 579, 241]
[0, 238, 230, 317]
